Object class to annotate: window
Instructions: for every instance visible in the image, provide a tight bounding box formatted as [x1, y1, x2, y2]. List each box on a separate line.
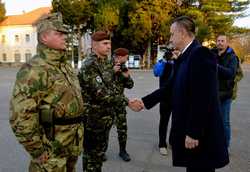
[25, 34, 30, 42]
[25, 50, 32, 62]
[1, 35, 5, 44]
[15, 35, 19, 42]
[2, 53, 7, 61]
[14, 50, 21, 62]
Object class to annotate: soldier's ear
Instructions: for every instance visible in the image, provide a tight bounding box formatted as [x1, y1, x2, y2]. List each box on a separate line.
[39, 30, 51, 44]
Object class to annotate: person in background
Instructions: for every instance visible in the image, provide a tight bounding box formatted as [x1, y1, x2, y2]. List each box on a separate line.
[153, 48, 180, 156]
[211, 34, 238, 148]
[104, 48, 134, 162]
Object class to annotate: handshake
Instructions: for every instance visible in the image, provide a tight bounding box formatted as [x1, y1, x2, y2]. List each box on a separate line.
[128, 98, 144, 112]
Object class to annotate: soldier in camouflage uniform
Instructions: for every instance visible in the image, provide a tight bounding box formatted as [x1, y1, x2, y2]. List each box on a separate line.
[103, 48, 134, 162]
[9, 13, 84, 172]
[78, 31, 137, 172]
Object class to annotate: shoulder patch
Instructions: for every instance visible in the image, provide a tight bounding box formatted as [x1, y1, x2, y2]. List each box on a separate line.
[96, 75, 103, 83]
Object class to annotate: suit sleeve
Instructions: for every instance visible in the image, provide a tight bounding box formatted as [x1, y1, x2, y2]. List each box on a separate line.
[142, 86, 170, 109]
[186, 47, 217, 139]
[9, 66, 48, 158]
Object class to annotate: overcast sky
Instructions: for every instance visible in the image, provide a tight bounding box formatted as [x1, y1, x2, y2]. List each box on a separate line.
[3, 0, 51, 15]
[2, 0, 250, 28]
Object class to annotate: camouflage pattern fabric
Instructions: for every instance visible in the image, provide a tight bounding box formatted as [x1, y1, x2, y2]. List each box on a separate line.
[113, 72, 134, 148]
[78, 53, 129, 172]
[36, 12, 69, 34]
[10, 44, 84, 172]
[232, 59, 244, 100]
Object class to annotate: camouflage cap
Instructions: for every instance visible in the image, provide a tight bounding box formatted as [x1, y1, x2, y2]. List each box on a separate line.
[36, 12, 68, 34]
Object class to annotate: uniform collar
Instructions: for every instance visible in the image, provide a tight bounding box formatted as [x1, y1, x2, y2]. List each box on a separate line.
[37, 43, 67, 65]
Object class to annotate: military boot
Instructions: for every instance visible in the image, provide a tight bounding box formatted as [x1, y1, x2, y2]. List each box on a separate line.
[119, 142, 131, 162]
[102, 153, 107, 161]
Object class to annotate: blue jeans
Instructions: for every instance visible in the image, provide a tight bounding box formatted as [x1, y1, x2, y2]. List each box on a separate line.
[220, 98, 232, 148]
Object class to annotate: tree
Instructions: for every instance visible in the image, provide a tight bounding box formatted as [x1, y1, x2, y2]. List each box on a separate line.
[118, 0, 177, 68]
[52, 0, 94, 62]
[93, 0, 124, 33]
[0, 0, 6, 22]
[178, 0, 250, 42]
[231, 33, 250, 62]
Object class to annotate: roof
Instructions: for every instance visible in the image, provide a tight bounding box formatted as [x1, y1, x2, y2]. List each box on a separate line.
[0, 7, 51, 26]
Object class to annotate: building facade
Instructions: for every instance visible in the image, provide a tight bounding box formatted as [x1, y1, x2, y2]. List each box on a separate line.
[0, 7, 50, 63]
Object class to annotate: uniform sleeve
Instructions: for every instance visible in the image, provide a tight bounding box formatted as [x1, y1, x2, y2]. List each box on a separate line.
[79, 63, 123, 106]
[9, 65, 48, 158]
[122, 75, 134, 89]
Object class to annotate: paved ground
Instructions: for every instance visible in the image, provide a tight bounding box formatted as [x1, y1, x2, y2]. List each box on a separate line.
[0, 65, 250, 172]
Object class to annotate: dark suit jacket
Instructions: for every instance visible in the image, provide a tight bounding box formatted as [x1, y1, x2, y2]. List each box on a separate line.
[142, 40, 229, 168]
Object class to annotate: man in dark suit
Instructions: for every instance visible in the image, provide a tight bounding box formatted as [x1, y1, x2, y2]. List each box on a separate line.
[135, 16, 229, 172]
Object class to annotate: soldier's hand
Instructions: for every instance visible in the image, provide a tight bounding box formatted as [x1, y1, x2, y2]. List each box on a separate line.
[113, 63, 121, 73]
[128, 98, 144, 112]
[34, 151, 49, 164]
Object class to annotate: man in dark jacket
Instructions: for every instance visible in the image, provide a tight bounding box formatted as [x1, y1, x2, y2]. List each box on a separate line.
[212, 34, 238, 148]
[153, 49, 178, 155]
[135, 16, 229, 172]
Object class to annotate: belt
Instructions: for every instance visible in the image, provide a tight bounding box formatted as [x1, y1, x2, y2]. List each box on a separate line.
[54, 116, 86, 125]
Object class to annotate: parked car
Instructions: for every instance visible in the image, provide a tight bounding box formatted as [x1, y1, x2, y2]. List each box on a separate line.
[127, 54, 141, 69]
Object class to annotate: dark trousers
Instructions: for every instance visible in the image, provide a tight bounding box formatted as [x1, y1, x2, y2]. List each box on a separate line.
[186, 167, 215, 172]
[159, 101, 171, 148]
[83, 123, 112, 172]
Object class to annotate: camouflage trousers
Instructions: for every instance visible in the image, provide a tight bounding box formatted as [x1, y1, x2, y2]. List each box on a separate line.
[103, 110, 128, 153]
[82, 117, 113, 172]
[29, 155, 78, 172]
[114, 110, 128, 147]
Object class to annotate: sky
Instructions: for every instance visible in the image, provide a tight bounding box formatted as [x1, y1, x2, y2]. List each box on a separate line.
[2, 0, 250, 28]
[3, 0, 52, 15]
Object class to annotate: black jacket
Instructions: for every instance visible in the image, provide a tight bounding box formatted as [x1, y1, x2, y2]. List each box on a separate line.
[142, 40, 229, 168]
[212, 47, 238, 101]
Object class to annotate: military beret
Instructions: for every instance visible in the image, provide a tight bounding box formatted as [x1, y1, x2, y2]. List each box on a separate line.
[36, 12, 68, 34]
[91, 31, 110, 41]
[114, 48, 129, 56]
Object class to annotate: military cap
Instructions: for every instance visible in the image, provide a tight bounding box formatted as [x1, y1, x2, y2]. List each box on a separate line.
[91, 31, 110, 41]
[114, 48, 129, 56]
[37, 12, 68, 34]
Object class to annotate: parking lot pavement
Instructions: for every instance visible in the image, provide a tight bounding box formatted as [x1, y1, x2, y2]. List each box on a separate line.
[0, 65, 249, 172]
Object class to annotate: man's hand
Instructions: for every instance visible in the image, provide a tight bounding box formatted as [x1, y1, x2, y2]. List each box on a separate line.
[34, 151, 49, 164]
[185, 135, 199, 149]
[113, 63, 121, 73]
[128, 98, 144, 112]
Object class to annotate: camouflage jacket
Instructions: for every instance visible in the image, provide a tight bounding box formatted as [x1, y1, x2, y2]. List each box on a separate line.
[113, 72, 134, 109]
[9, 44, 84, 158]
[78, 53, 129, 125]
